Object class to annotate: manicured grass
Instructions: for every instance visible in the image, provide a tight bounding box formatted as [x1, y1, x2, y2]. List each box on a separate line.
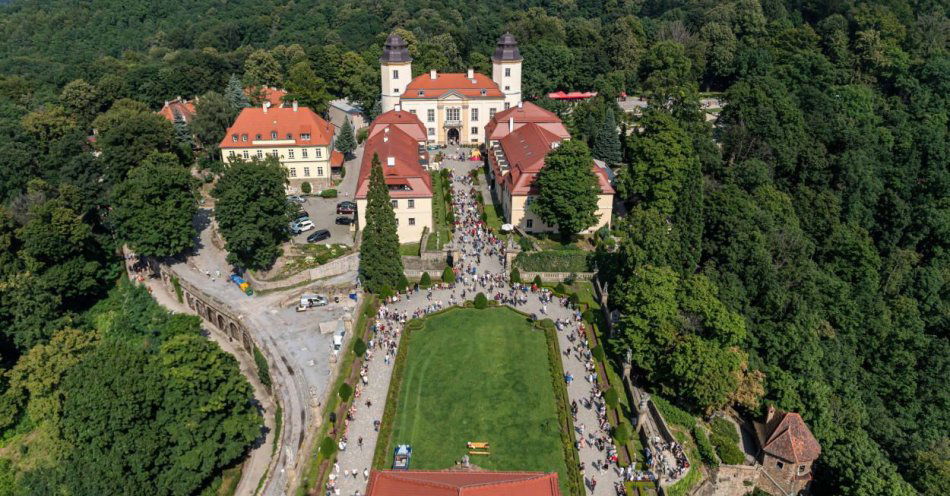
[385, 308, 570, 494]
[427, 172, 453, 251]
[400, 242, 421, 256]
[476, 170, 505, 232]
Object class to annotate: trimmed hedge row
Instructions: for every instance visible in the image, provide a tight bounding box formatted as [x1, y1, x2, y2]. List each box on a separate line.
[372, 318, 419, 469]
[537, 318, 585, 496]
[651, 395, 696, 429]
[693, 424, 719, 467]
[515, 251, 593, 272]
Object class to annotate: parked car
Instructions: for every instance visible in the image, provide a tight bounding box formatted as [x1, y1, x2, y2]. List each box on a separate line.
[287, 195, 306, 203]
[336, 201, 357, 214]
[335, 216, 355, 225]
[290, 219, 315, 234]
[293, 210, 311, 222]
[306, 229, 331, 243]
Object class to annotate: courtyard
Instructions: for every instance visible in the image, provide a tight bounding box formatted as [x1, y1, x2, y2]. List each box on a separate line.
[381, 307, 571, 495]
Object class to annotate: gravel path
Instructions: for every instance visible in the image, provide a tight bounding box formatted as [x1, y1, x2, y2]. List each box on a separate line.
[328, 154, 628, 496]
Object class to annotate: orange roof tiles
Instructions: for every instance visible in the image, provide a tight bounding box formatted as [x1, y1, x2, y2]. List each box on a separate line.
[355, 123, 431, 200]
[365, 470, 560, 496]
[403, 72, 503, 99]
[246, 86, 289, 106]
[485, 101, 569, 141]
[331, 150, 344, 167]
[219, 106, 334, 149]
[763, 412, 821, 463]
[369, 110, 427, 142]
[157, 97, 196, 124]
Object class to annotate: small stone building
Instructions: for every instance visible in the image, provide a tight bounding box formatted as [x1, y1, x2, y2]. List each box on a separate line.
[754, 406, 821, 496]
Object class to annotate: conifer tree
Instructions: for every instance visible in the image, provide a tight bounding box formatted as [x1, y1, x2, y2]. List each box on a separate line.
[225, 74, 249, 117]
[335, 118, 356, 158]
[359, 153, 403, 292]
[593, 107, 622, 166]
[173, 115, 192, 147]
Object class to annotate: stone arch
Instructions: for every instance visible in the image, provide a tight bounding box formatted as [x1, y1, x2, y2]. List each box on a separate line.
[228, 322, 239, 340]
[216, 314, 226, 330]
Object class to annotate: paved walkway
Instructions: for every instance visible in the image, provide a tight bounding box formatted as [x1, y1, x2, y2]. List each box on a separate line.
[327, 153, 630, 496]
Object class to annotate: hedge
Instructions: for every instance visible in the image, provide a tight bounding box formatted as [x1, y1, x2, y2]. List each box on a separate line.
[442, 266, 455, 284]
[651, 395, 696, 429]
[540, 320, 585, 496]
[320, 188, 338, 198]
[510, 268, 521, 283]
[353, 338, 367, 357]
[515, 251, 593, 272]
[473, 292, 488, 309]
[710, 418, 745, 465]
[338, 382, 354, 402]
[301, 182, 312, 194]
[252, 345, 271, 389]
[693, 424, 719, 466]
[419, 272, 432, 288]
[604, 387, 619, 409]
[319, 436, 337, 458]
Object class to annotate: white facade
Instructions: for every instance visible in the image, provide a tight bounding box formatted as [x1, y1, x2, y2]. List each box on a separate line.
[356, 197, 433, 244]
[380, 61, 412, 114]
[492, 60, 522, 109]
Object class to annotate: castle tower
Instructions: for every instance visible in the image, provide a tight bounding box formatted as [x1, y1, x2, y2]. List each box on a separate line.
[492, 32, 523, 108]
[380, 33, 412, 113]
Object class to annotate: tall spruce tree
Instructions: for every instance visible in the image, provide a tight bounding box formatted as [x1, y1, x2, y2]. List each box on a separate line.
[172, 115, 192, 147]
[359, 153, 403, 292]
[592, 107, 622, 166]
[225, 74, 249, 118]
[335, 119, 356, 158]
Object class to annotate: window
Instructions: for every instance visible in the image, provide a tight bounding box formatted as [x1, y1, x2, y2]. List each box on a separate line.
[255, 134, 262, 140]
[504, 102, 510, 110]
[393, 69, 399, 79]
[408, 217, 415, 226]
[257, 150, 263, 159]
[272, 149, 279, 157]
[471, 127, 478, 136]
[231, 134, 238, 142]
[427, 109, 435, 122]
[271, 131, 278, 139]
[776, 461, 784, 469]
[408, 199, 415, 209]
[289, 168, 297, 177]
[303, 167, 310, 176]
[302, 148, 308, 158]
[317, 167, 324, 176]
[446, 108, 460, 121]
[480, 89, 487, 96]
[394, 218, 399, 226]
[243, 150, 249, 159]
[489, 108, 496, 118]
[798, 465, 807, 475]
[471, 108, 479, 121]
[315, 148, 322, 158]
[505, 67, 511, 77]
[286, 133, 293, 140]
[229, 150, 236, 157]
[301, 133, 311, 140]
[241, 134, 248, 142]
[395, 88, 400, 94]
[410, 109, 416, 114]
[504, 85, 510, 91]
[418, 90, 425, 96]
[428, 127, 435, 136]
[526, 219, 534, 229]
[288, 149, 295, 159]
[391, 200, 398, 208]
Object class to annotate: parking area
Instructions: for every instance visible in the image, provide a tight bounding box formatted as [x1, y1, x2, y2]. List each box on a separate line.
[288, 149, 362, 246]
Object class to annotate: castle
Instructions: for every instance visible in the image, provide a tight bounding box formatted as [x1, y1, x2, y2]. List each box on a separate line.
[380, 32, 523, 145]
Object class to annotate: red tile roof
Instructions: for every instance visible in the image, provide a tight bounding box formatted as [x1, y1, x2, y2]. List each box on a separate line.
[355, 123, 431, 200]
[157, 97, 196, 124]
[365, 470, 560, 496]
[763, 412, 821, 463]
[369, 110, 427, 142]
[246, 86, 289, 107]
[331, 149, 344, 167]
[403, 72, 503, 99]
[219, 106, 334, 149]
[485, 102, 569, 141]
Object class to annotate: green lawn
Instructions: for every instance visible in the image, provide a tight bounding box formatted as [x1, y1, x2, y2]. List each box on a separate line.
[427, 171, 453, 251]
[400, 242, 421, 256]
[385, 308, 570, 494]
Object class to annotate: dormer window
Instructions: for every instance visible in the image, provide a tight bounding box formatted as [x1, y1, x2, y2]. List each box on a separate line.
[286, 133, 293, 140]
[418, 90, 425, 96]
[480, 89, 487, 96]
[232, 134, 238, 142]
[255, 134, 261, 140]
[241, 134, 248, 142]
[271, 131, 278, 139]
[301, 133, 310, 140]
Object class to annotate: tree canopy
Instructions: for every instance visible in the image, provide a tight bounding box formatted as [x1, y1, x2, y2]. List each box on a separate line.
[359, 153, 403, 293]
[530, 139, 600, 238]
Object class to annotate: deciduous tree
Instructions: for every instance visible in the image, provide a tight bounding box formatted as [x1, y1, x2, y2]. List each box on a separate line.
[530, 140, 600, 239]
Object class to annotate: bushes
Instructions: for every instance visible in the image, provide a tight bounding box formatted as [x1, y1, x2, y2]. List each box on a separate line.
[710, 418, 745, 465]
[604, 387, 619, 409]
[613, 421, 632, 444]
[338, 382, 353, 402]
[319, 436, 337, 458]
[652, 395, 696, 429]
[301, 182, 312, 194]
[555, 282, 566, 294]
[442, 266, 455, 284]
[591, 345, 606, 363]
[253, 346, 271, 389]
[693, 424, 719, 467]
[540, 319, 585, 496]
[510, 267, 521, 283]
[356, 128, 368, 144]
[353, 338, 367, 357]
[515, 251, 592, 272]
[533, 275, 543, 286]
[398, 275, 409, 291]
[320, 189, 338, 198]
[419, 272, 432, 288]
[474, 292, 488, 309]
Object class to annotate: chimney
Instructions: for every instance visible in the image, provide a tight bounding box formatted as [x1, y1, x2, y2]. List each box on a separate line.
[387, 156, 395, 166]
[262, 102, 268, 113]
[394, 103, 401, 112]
[508, 116, 514, 133]
[430, 69, 437, 80]
[292, 100, 298, 112]
[467, 68, 474, 79]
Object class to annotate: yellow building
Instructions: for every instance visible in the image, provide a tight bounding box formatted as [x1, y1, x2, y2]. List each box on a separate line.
[219, 102, 343, 192]
[380, 32, 522, 145]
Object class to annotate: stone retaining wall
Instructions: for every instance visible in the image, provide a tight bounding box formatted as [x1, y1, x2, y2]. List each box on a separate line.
[246, 253, 360, 291]
[520, 271, 596, 283]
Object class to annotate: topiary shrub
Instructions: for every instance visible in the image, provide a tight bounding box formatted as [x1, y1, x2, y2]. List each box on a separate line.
[320, 189, 338, 198]
[533, 275, 542, 286]
[474, 292, 488, 309]
[591, 345, 606, 363]
[510, 268, 521, 283]
[442, 266, 455, 284]
[398, 275, 409, 291]
[420, 272, 432, 288]
[338, 382, 353, 401]
[555, 282, 566, 294]
[378, 286, 394, 299]
[353, 338, 367, 357]
[612, 422, 632, 444]
[604, 387, 619, 409]
[582, 309, 595, 324]
[319, 436, 337, 458]
[300, 182, 312, 194]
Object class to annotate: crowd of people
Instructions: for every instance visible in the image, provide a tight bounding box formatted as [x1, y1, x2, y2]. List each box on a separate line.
[645, 436, 690, 482]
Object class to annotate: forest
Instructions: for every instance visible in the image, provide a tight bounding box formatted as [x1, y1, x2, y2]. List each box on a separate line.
[0, 0, 946, 495]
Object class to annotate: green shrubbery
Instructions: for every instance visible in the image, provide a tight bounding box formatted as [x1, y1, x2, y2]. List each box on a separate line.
[301, 182, 312, 194]
[516, 251, 593, 272]
[320, 189, 338, 198]
[419, 272, 432, 288]
[338, 382, 353, 402]
[604, 387, 619, 409]
[652, 395, 695, 429]
[510, 268, 521, 283]
[613, 422, 632, 444]
[474, 292, 488, 309]
[442, 266, 455, 284]
[319, 436, 337, 458]
[353, 338, 367, 357]
[253, 345, 271, 389]
[710, 418, 745, 465]
[555, 282, 566, 294]
[693, 424, 718, 466]
[533, 275, 543, 286]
